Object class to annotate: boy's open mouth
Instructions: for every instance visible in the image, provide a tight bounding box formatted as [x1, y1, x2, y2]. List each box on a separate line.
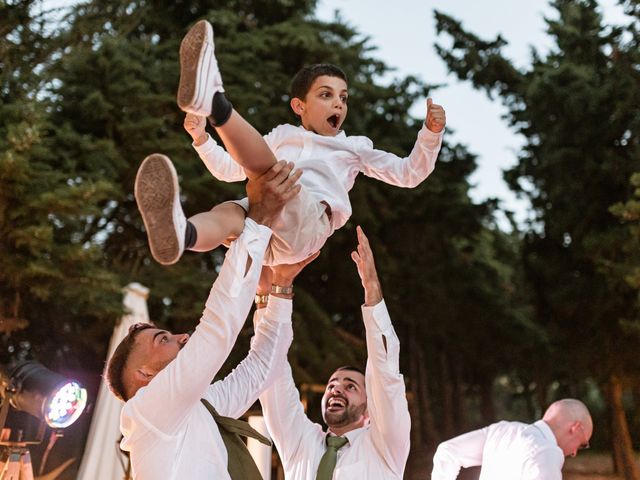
[327, 114, 340, 128]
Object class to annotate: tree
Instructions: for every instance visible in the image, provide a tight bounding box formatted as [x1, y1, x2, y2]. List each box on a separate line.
[435, 0, 640, 475]
[4, 1, 532, 476]
[0, 0, 123, 370]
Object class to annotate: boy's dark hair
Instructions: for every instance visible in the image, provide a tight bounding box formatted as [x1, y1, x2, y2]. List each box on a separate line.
[105, 323, 154, 401]
[290, 64, 348, 101]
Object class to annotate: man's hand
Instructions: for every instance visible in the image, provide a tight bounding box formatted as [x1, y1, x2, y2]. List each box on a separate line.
[184, 113, 208, 146]
[425, 98, 446, 133]
[257, 266, 274, 297]
[247, 160, 302, 228]
[271, 251, 321, 291]
[351, 226, 383, 306]
[255, 252, 319, 308]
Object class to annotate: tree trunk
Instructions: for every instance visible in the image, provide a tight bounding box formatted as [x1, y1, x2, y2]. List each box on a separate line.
[417, 346, 439, 445]
[408, 326, 440, 448]
[480, 379, 495, 424]
[408, 333, 423, 448]
[607, 374, 640, 480]
[440, 351, 455, 438]
[453, 359, 466, 432]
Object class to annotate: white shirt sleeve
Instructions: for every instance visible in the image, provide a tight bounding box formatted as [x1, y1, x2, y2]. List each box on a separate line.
[259, 351, 322, 469]
[521, 448, 564, 480]
[362, 300, 411, 476]
[122, 219, 270, 437]
[204, 296, 293, 419]
[193, 134, 247, 182]
[431, 427, 488, 480]
[357, 125, 443, 188]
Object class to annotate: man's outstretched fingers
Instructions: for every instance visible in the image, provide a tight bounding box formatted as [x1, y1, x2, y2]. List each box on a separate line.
[270, 160, 294, 183]
[356, 225, 368, 244]
[281, 183, 302, 202]
[352, 226, 383, 305]
[263, 159, 288, 181]
[351, 250, 363, 273]
[279, 168, 302, 192]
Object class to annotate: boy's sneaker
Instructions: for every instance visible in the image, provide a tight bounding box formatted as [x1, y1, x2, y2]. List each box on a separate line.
[134, 154, 186, 266]
[177, 19, 224, 116]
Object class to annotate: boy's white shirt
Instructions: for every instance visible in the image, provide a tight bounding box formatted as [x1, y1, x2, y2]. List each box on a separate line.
[194, 122, 444, 232]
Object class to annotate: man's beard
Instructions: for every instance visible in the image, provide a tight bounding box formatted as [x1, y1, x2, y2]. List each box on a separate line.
[324, 402, 366, 428]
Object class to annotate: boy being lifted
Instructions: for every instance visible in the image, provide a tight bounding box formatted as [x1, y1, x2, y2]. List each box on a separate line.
[136, 19, 446, 266]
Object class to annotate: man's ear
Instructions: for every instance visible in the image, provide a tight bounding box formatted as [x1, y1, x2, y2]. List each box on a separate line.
[290, 97, 305, 116]
[363, 405, 370, 422]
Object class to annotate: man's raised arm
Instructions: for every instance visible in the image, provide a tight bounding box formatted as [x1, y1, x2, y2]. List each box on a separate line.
[351, 226, 411, 477]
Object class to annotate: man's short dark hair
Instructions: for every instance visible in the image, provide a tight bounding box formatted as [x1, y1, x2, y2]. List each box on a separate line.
[290, 64, 348, 101]
[335, 365, 365, 377]
[105, 323, 154, 401]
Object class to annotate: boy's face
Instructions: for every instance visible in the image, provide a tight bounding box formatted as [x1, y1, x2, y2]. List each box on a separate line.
[290, 75, 348, 136]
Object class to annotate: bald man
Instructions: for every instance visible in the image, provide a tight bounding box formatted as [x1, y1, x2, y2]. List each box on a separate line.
[431, 399, 592, 480]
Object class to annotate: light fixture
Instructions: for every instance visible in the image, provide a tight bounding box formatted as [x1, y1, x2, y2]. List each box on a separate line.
[0, 361, 87, 429]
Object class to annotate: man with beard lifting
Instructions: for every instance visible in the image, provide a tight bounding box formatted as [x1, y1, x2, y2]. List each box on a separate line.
[256, 226, 411, 479]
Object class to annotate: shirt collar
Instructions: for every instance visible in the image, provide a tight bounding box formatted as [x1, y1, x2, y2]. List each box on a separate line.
[326, 423, 369, 446]
[534, 419, 558, 446]
[295, 124, 347, 138]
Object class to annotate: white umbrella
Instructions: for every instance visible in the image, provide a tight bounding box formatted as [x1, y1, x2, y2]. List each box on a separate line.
[76, 283, 150, 480]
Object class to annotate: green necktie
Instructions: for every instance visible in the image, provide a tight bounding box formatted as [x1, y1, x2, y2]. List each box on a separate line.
[200, 399, 271, 480]
[315, 435, 349, 480]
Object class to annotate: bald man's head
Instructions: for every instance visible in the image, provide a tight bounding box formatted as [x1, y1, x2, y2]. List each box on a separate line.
[543, 399, 592, 457]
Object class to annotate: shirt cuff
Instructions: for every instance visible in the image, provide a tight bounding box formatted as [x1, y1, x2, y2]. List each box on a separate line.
[193, 133, 216, 154]
[419, 123, 445, 145]
[361, 299, 392, 332]
[241, 217, 272, 251]
[221, 218, 272, 298]
[264, 296, 293, 324]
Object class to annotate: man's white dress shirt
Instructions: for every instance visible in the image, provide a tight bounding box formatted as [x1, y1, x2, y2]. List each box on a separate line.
[119, 219, 293, 480]
[194, 123, 443, 264]
[431, 419, 565, 480]
[259, 299, 411, 479]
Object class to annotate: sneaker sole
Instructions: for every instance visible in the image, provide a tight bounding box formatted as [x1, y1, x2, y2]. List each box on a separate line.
[178, 20, 215, 114]
[134, 154, 182, 265]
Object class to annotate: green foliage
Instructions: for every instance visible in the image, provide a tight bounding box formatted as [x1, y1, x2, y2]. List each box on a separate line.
[3, 2, 531, 470]
[435, 0, 640, 450]
[0, 1, 123, 370]
[611, 174, 640, 294]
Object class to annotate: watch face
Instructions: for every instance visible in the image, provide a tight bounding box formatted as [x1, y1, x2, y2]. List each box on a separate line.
[255, 294, 269, 305]
[271, 285, 293, 294]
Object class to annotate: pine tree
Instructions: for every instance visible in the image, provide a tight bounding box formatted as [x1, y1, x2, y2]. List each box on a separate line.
[435, 0, 640, 474]
[9, 1, 531, 476]
[0, 0, 123, 371]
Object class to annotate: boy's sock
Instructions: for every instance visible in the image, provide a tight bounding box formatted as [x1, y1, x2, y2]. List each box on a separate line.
[207, 92, 233, 127]
[185, 221, 198, 250]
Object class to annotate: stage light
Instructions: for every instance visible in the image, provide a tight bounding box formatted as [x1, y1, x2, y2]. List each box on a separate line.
[0, 361, 87, 429]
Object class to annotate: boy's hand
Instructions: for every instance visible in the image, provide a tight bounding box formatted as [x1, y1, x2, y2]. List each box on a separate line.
[425, 98, 446, 133]
[351, 226, 383, 306]
[184, 113, 208, 146]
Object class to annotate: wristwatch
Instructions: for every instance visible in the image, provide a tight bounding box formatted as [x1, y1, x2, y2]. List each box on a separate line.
[271, 285, 293, 295]
[255, 294, 269, 306]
